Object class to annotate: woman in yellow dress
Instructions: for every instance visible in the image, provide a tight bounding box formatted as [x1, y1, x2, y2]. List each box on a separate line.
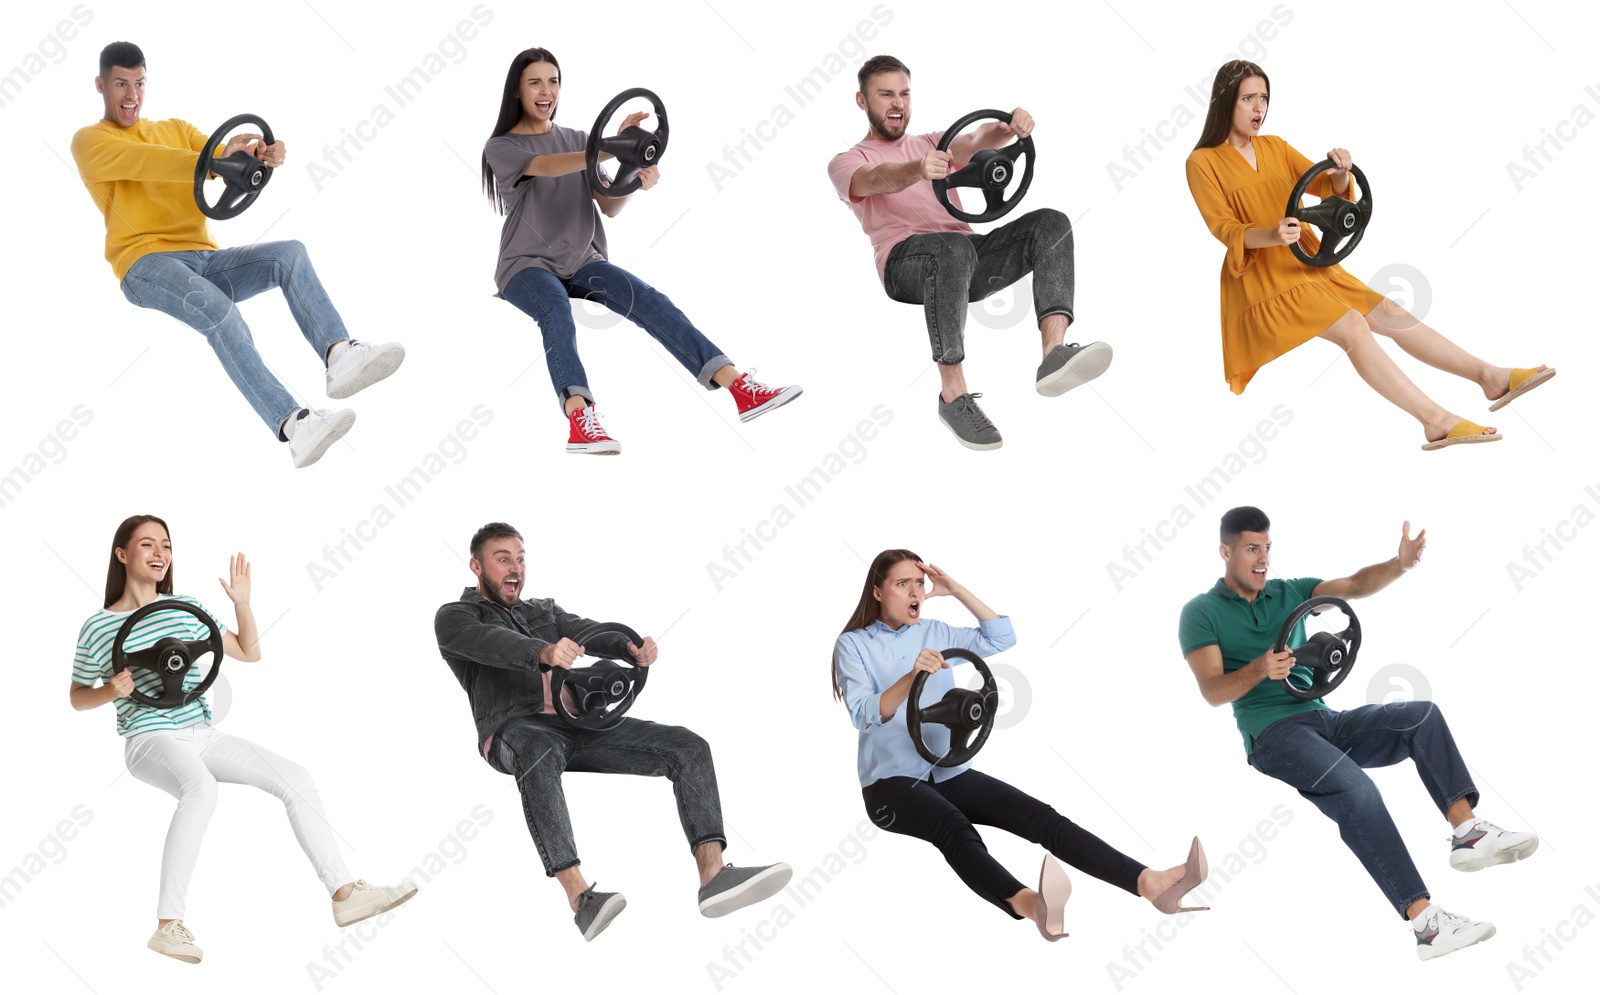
[1184, 60, 1554, 450]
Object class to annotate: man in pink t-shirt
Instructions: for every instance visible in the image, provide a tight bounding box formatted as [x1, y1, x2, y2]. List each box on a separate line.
[828, 55, 1115, 451]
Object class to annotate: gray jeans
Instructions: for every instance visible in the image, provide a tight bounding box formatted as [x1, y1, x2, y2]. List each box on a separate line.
[489, 714, 727, 875]
[883, 207, 1076, 366]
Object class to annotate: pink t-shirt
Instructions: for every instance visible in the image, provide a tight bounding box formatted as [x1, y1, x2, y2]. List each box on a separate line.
[828, 132, 973, 282]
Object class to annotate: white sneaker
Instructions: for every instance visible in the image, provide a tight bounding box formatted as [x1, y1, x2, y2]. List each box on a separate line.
[148, 920, 202, 963]
[332, 879, 419, 927]
[286, 407, 356, 469]
[1414, 905, 1495, 961]
[326, 339, 405, 399]
[1449, 819, 1540, 871]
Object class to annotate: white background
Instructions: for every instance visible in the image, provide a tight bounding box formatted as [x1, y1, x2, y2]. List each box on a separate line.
[3, 0, 1597, 992]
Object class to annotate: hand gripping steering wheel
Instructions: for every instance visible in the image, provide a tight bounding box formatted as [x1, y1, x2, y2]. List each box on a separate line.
[1284, 159, 1372, 267]
[193, 113, 276, 220]
[549, 621, 649, 732]
[906, 648, 998, 767]
[1272, 596, 1362, 701]
[932, 109, 1035, 224]
[110, 600, 225, 709]
[585, 88, 669, 198]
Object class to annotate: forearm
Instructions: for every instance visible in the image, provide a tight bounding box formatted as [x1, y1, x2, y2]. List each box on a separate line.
[1242, 226, 1281, 248]
[950, 587, 1000, 622]
[595, 191, 629, 217]
[1343, 557, 1404, 598]
[1198, 661, 1264, 706]
[877, 669, 917, 722]
[950, 122, 1012, 160]
[523, 150, 590, 178]
[69, 682, 117, 710]
[232, 604, 261, 661]
[849, 159, 923, 198]
[436, 610, 548, 671]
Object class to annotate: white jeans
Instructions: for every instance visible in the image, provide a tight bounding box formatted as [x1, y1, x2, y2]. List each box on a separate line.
[124, 725, 352, 919]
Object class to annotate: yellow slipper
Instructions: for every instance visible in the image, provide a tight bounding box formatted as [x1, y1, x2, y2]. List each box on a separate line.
[1488, 366, 1556, 412]
[1422, 420, 1502, 451]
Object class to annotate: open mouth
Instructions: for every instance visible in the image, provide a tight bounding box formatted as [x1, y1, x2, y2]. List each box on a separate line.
[500, 577, 520, 598]
[1252, 567, 1268, 582]
[1250, 116, 1261, 129]
[534, 100, 552, 113]
[907, 599, 921, 619]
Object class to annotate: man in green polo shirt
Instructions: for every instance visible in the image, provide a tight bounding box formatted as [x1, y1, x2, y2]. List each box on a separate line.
[1178, 506, 1538, 962]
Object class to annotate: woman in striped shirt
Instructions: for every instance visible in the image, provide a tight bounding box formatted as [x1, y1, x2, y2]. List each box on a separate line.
[69, 514, 415, 964]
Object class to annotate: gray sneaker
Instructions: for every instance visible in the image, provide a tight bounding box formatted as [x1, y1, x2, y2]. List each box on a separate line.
[573, 884, 626, 942]
[938, 392, 1002, 451]
[1036, 341, 1113, 396]
[698, 862, 793, 917]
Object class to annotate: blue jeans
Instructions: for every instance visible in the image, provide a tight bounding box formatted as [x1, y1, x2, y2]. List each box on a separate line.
[502, 261, 732, 408]
[1249, 702, 1479, 918]
[120, 240, 349, 437]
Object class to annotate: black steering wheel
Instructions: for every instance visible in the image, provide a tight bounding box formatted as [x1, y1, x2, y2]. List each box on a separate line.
[550, 621, 649, 732]
[111, 600, 225, 709]
[932, 109, 1035, 224]
[1272, 596, 1362, 701]
[193, 113, 276, 220]
[585, 88, 669, 198]
[906, 648, 998, 767]
[1284, 159, 1372, 267]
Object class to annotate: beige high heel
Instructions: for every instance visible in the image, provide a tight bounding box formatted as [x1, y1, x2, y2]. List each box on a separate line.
[1153, 837, 1212, 915]
[1034, 854, 1072, 941]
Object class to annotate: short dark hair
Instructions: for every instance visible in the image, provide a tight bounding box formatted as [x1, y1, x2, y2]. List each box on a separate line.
[857, 55, 909, 94]
[99, 42, 145, 79]
[469, 522, 523, 562]
[1220, 506, 1271, 545]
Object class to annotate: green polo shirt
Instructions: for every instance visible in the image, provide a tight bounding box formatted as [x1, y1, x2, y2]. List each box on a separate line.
[1179, 577, 1326, 756]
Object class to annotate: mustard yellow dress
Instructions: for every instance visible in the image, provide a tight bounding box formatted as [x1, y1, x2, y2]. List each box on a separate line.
[1185, 135, 1383, 394]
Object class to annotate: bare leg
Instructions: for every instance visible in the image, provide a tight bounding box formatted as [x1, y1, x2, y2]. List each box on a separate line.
[1320, 310, 1495, 443]
[555, 864, 591, 911]
[694, 840, 725, 887]
[1447, 798, 1475, 828]
[710, 365, 739, 389]
[1006, 886, 1039, 920]
[938, 363, 970, 404]
[1040, 313, 1070, 359]
[1364, 301, 1517, 401]
[1136, 863, 1187, 909]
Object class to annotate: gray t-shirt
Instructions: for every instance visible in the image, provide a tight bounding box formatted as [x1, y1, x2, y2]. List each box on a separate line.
[485, 125, 608, 293]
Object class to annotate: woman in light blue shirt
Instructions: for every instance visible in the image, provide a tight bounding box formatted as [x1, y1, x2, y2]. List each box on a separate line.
[832, 548, 1209, 941]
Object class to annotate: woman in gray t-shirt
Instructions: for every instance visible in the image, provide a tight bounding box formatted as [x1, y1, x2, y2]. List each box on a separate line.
[481, 47, 803, 455]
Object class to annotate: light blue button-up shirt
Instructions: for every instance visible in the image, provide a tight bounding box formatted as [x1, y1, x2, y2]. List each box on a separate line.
[834, 615, 1016, 786]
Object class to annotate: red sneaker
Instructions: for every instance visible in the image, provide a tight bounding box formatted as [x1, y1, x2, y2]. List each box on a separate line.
[566, 404, 621, 455]
[728, 369, 803, 423]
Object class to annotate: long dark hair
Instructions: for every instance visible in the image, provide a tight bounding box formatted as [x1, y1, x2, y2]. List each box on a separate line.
[832, 548, 922, 699]
[1192, 60, 1270, 151]
[482, 47, 562, 212]
[105, 514, 172, 608]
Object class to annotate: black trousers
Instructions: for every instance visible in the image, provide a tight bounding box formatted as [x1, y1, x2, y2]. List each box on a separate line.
[862, 768, 1144, 917]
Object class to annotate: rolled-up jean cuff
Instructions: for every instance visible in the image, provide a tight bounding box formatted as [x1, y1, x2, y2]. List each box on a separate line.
[545, 857, 581, 878]
[1399, 888, 1431, 920]
[691, 833, 728, 853]
[1446, 787, 1480, 811]
[697, 355, 733, 390]
[1038, 308, 1074, 325]
[561, 385, 595, 408]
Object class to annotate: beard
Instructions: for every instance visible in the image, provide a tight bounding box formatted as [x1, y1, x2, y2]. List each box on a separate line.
[481, 577, 522, 610]
[867, 106, 907, 142]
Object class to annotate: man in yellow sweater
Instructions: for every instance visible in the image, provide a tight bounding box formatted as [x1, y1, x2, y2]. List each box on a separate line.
[71, 41, 405, 469]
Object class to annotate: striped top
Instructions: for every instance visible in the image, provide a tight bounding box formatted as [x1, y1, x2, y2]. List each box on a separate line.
[72, 596, 228, 739]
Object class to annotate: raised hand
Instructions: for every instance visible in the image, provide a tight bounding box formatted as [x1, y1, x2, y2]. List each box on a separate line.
[218, 552, 252, 606]
[1398, 520, 1427, 570]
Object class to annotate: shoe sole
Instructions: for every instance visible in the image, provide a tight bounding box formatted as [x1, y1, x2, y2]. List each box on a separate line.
[1450, 837, 1539, 872]
[293, 410, 357, 468]
[939, 412, 1002, 451]
[334, 883, 420, 928]
[738, 386, 804, 423]
[699, 863, 793, 918]
[1418, 922, 1496, 960]
[1036, 341, 1113, 397]
[566, 442, 622, 455]
[327, 345, 406, 400]
[148, 943, 201, 964]
[581, 893, 627, 942]
[1036, 855, 1071, 941]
